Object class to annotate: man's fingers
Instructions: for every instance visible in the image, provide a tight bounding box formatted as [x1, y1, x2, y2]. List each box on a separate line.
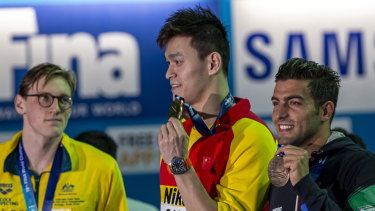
[160, 124, 169, 137]
[166, 120, 178, 139]
[168, 117, 186, 140]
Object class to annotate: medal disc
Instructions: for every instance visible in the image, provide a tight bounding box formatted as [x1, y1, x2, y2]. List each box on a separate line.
[168, 99, 184, 119]
[268, 156, 289, 187]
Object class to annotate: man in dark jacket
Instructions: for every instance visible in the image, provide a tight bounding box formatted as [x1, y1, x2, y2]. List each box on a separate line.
[269, 57, 375, 211]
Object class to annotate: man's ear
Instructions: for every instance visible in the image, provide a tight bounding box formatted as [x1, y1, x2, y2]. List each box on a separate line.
[14, 94, 26, 115]
[320, 101, 334, 122]
[207, 52, 222, 76]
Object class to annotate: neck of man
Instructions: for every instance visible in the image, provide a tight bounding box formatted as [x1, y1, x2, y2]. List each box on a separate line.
[191, 80, 230, 127]
[21, 132, 62, 175]
[300, 127, 332, 158]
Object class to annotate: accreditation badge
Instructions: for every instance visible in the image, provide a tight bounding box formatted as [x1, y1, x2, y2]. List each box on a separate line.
[160, 185, 186, 211]
[160, 204, 187, 211]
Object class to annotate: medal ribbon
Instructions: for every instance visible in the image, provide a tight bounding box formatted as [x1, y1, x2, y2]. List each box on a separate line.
[299, 155, 328, 211]
[310, 155, 328, 180]
[277, 145, 327, 211]
[175, 92, 235, 136]
[17, 140, 63, 211]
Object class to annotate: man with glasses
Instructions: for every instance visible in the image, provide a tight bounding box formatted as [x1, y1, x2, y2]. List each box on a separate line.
[0, 63, 128, 210]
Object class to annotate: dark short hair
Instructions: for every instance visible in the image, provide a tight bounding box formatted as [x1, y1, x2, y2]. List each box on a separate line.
[75, 130, 118, 159]
[157, 5, 230, 76]
[19, 63, 76, 96]
[275, 58, 341, 119]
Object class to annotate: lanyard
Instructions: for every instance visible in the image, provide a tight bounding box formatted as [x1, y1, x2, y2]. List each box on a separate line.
[277, 144, 328, 211]
[17, 140, 63, 211]
[296, 156, 328, 211]
[310, 155, 328, 180]
[301, 151, 328, 211]
[176, 93, 235, 136]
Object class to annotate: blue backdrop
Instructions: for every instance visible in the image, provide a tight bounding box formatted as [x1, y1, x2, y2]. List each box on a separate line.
[0, 0, 374, 208]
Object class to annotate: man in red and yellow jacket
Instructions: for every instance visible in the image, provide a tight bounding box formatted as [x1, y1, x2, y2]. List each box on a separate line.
[156, 5, 276, 211]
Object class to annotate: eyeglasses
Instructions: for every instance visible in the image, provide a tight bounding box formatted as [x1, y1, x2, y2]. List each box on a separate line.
[24, 93, 73, 110]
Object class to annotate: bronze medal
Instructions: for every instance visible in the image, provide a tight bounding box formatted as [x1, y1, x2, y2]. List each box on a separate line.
[168, 99, 184, 119]
[268, 155, 289, 187]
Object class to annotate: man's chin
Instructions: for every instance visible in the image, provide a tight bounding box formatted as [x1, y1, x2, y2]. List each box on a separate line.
[45, 129, 64, 139]
[277, 137, 294, 146]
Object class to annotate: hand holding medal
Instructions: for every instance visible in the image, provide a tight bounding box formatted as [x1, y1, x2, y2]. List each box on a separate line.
[159, 95, 189, 165]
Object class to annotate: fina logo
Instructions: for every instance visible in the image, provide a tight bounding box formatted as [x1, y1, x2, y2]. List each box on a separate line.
[0, 7, 140, 102]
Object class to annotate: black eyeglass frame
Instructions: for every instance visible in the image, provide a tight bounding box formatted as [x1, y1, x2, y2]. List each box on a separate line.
[24, 93, 73, 110]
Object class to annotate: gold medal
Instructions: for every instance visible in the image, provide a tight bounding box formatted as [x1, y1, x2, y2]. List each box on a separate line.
[168, 99, 184, 119]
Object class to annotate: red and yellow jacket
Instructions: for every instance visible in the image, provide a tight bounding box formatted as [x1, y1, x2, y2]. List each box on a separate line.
[160, 97, 277, 211]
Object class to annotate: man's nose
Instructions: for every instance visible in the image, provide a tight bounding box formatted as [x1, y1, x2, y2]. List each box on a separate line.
[165, 66, 176, 80]
[277, 103, 288, 119]
[49, 97, 62, 113]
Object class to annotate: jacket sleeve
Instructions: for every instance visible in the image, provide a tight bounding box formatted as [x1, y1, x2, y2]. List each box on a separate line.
[347, 185, 375, 210]
[216, 119, 276, 211]
[345, 150, 375, 210]
[102, 161, 129, 211]
[293, 175, 343, 211]
[294, 148, 375, 211]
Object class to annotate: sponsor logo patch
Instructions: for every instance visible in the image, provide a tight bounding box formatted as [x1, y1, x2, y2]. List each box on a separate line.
[61, 183, 75, 192]
[0, 183, 12, 195]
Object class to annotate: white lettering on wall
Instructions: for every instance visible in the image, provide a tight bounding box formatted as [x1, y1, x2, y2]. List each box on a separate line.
[0, 8, 36, 100]
[0, 8, 141, 101]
